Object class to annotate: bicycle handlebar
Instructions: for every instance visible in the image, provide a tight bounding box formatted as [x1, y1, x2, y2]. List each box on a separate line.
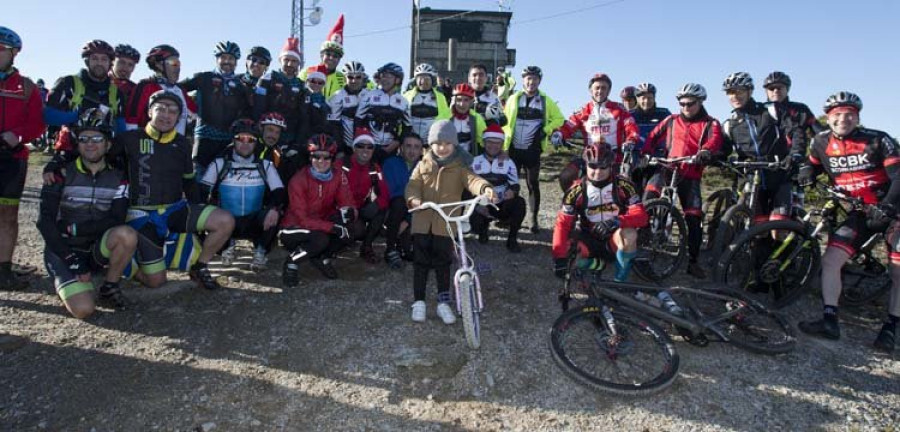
[409, 195, 496, 223]
[726, 156, 786, 171]
[649, 155, 698, 166]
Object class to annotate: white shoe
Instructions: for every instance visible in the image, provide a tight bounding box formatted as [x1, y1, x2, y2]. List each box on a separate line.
[436, 302, 457, 325]
[411, 301, 426, 322]
[221, 245, 235, 266]
[251, 247, 268, 271]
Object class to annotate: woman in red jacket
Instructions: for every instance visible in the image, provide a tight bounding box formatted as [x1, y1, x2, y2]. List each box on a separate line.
[279, 134, 356, 287]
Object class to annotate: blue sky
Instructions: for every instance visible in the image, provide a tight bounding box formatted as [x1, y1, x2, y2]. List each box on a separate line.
[6, 0, 898, 136]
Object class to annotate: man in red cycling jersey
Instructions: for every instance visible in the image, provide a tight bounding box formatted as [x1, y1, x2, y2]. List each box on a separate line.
[641, 83, 723, 278]
[554, 73, 640, 192]
[552, 142, 648, 283]
[798, 92, 900, 353]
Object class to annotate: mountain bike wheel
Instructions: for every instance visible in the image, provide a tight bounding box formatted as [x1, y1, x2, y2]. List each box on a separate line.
[683, 288, 795, 355]
[458, 273, 481, 349]
[702, 189, 737, 251]
[634, 199, 687, 281]
[710, 203, 752, 261]
[549, 305, 679, 396]
[841, 252, 892, 307]
[716, 220, 820, 309]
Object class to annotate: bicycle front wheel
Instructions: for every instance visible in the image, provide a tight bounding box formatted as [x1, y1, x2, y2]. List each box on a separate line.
[635, 199, 687, 281]
[715, 219, 820, 309]
[710, 203, 752, 261]
[683, 288, 795, 355]
[458, 273, 481, 349]
[549, 305, 679, 396]
[702, 189, 737, 251]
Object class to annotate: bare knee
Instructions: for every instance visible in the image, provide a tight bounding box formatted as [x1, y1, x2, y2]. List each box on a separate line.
[207, 210, 235, 233]
[64, 292, 96, 319]
[142, 271, 167, 289]
[108, 226, 138, 250]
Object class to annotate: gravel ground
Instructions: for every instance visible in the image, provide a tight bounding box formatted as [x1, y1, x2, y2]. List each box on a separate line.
[1, 152, 898, 431]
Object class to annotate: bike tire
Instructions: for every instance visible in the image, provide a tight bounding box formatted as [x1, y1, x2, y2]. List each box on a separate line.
[710, 203, 752, 262]
[702, 189, 738, 251]
[548, 305, 679, 396]
[841, 252, 892, 307]
[715, 220, 820, 309]
[634, 199, 688, 281]
[458, 273, 481, 350]
[683, 288, 795, 355]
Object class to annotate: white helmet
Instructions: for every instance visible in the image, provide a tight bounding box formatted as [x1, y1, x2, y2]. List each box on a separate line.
[414, 63, 437, 78]
[484, 102, 503, 122]
[676, 83, 707, 101]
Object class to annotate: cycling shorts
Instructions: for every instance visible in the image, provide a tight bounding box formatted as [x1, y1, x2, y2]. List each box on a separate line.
[753, 172, 793, 222]
[0, 157, 27, 206]
[44, 231, 113, 301]
[574, 229, 619, 263]
[829, 211, 900, 263]
[129, 202, 215, 275]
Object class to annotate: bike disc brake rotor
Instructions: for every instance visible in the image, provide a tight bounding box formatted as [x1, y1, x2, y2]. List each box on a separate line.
[759, 260, 783, 284]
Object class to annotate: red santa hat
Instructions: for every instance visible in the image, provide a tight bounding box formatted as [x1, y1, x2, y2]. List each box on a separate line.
[280, 37, 302, 62]
[483, 123, 505, 142]
[320, 14, 345, 56]
[353, 127, 375, 147]
[306, 64, 328, 82]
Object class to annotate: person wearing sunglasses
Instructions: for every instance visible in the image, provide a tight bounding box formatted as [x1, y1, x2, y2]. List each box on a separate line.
[640, 83, 723, 279]
[555, 73, 641, 193]
[37, 110, 137, 317]
[721, 72, 804, 225]
[280, 134, 356, 286]
[336, 127, 390, 264]
[552, 142, 648, 282]
[240, 46, 271, 91]
[126, 44, 197, 135]
[327, 61, 371, 154]
[404, 63, 450, 141]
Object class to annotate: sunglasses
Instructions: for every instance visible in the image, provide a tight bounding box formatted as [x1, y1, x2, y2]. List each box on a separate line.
[679, 100, 698, 108]
[587, 161, 612, 170]
[234, 134, 256, 144]
[354, 143, 375, 150]
[308, 79, 326, 86]
[248, 56, 269, 66]
[347, 75, 365, 81]
[77, 135, 106, 144]
[310, 153, 333, 161]
[163, 57, 181, 67]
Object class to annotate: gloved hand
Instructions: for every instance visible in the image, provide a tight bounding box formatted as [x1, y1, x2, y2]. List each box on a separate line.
[797, 163, 816, 187]
[622, 142, 635, 153]
[637, 154, 651, 169]
[696, 149, 713, 165]
[550, 131, 564, 149]
[331, 223, 351, 240]
[63, 252, 88, 275]
[867, 203, 897, 230]
[554, 258, 569, 279]
[592, 218, 620, 238]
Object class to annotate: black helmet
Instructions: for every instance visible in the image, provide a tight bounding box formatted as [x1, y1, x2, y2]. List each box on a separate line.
[230, 118, 258, 136]
[823, 91, 862, 113]
[247, 46, 271, 64]
[521, 65, 542, 78]
[635, 82, 656, 97]
[722, 72, 754, 91]
[763, 71, 791, 89]
[81, 39, 115, 60]
[146, 44, 179, 70]
[377, 62, 404, 80]
[147, 90, 183, 113]
[74, 108, 114, 138]
[214, 41, 241, 59]
[114, 44, 140, 62]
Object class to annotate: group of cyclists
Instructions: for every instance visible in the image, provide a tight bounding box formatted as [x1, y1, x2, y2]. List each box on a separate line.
[0, 21, 896, 353]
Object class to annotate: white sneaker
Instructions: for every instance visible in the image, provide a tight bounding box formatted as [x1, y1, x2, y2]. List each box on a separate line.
[221, 245, 235, 266]
[251, 247, 268, 271]
[436, 302, 457, 325]
[411, 301, 426, 322]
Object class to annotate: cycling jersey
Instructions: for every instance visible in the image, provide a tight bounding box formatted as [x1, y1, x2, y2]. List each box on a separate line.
[558, 100, 641, 157]
[473, 87, 500, 116]
[240, 73, 260, 90]
[403, 88, 450, 140]
[355, 89, 411, 147]
[200, 151, 284, 217]
[180, 71, 251, 140]
[110, 125, 195, 207]
[551, 175, 648, 259]
[630, 106, 672, 140]
[642, 109, 724, 180]
[722, 99, 800, 161]
[253, 70, 312, 140]
[766, 99, 823, 156]
[471, 153, 520, 199]
[808, 127, 900, 205]
[328, 87, 369, 150]
[451, 111, 486, 156]
[0, 68, 44, 163]
[503, 90, 564, 153]
[127, 77, 197, 135]
[44, 71, 125, 155]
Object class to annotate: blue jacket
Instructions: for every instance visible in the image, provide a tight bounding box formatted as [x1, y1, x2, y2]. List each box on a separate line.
[383, 155, 418, 199]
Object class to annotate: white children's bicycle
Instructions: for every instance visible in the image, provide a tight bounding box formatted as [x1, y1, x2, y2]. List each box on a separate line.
[411, 195, 495, 349]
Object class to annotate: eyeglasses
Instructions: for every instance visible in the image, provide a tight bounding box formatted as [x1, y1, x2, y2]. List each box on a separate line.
[310, 153, 333, 161]
[163, 57, 180, 67]
[234, 134, 256, 144]
[151, 104, 180, 115]
[354, 144, 375, 150]
[77, 135, 106, 144]
[308, 79, 326, 86]
[248, 56, 269, 66]
[679, 100, 698, 108]
[587, 161, 612, 170]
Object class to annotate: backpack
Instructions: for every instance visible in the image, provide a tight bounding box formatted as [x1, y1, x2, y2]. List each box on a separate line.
[70, 74, 119, 117]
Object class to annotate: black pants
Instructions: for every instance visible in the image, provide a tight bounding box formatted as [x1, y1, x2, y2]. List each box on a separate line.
[232, 209, 279, 252]
[510, 150, 541, 227]
[413, 233, 454, 302]
[350, 201, 386, 247]
[280, 228, 350, 262]
[385, 197, 411, 252]
[470, 195, 526, 238]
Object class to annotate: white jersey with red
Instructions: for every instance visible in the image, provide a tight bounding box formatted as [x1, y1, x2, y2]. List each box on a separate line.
[558, 100, 641, 160]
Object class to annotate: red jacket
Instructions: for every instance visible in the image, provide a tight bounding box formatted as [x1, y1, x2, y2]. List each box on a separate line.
[641, 112, 723, 180]
[281, 166, 355, 232]
[558, 100, 640, 160]
[0, 69, 46, 160]
[126, 77, 197, 131]
[335, 157, 390, 211]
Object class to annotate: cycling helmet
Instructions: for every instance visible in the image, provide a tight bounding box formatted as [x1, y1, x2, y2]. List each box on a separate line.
[114, 44, 140, 62]
[414, 63, 437, 78]
[588, 73, 612, 88]
[722, 72, 754, 91]
[635, 82, 656, 97]
[341, 61, 366, 77]
[377, 62, 404, 79]
[74, 108, 114, 137]
[0, 27, 22, 50]
[147, 90, 183, 112]
[214, 41, 241, 59]
[146, 44, 179, 70]
[763, 71, 791, 89]
[320, 41, 344, 57]
[36, 79, 45, 86]
[521, 66, 542, 78]
[823, 91, 862, 113]
[452, 83, 475, 99]
[582, 142, 614, 167]
[248, 46, 272, 64]
[307, 133, 338, 155]
[484, 102, 503, 122]
[676, 83, 707, 101]
[81, 39, 115, 60]
[620, 86, 636, 100]
[258, 112, 287, 129]
[230, 118, 258, 136]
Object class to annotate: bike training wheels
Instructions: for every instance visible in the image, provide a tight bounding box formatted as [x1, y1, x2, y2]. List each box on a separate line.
[710, 203, 752, 264]
[634, 199, 687, 281]
[458, 273, 481, 349]
[682, 287, 796, 355]
[702, 189, 738, 251]
[548, 304, 679, 396]
[841, 252, 892, 307]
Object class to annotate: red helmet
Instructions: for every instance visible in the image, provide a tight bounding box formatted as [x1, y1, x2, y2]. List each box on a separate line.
[453, 83, 475, 99]
[588, 73, 612, 88]
[81, 39, 115, 60]
[307, 134, 337, 156]
[258, 112, 287, 129]
[620, 86, 636, 100]
[582, 142, 614, 168]
[146, 44, 179, 71]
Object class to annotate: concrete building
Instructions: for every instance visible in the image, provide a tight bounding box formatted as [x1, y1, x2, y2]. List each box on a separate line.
[411, 7, 516, 86]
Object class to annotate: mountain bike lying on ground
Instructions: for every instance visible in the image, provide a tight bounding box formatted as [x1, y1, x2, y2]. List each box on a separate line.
[410, 195, 496, 349]
[716, 184, 894, 309]
[549, 240, 795, 396]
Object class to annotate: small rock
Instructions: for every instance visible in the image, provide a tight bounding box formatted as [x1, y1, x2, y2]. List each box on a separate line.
[486, 374, 495, 387]
[200, 422, 216, 432]
[250, 420, 261, 427]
